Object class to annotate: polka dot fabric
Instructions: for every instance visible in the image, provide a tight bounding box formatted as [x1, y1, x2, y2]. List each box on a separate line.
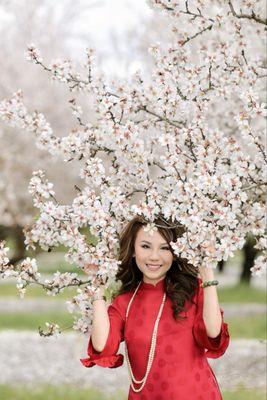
[80, 278, 230, 399]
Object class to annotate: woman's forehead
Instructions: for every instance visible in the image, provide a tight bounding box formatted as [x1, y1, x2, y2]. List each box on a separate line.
[135, 226, 167, 244]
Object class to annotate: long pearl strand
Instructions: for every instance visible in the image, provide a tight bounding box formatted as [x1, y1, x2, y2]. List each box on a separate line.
[124, 281, 166, 393]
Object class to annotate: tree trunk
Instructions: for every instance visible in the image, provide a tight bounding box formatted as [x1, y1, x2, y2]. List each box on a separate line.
[240, 236, 258, 284]
[0, 225, 27, 265]
[218, 259, 225, 272]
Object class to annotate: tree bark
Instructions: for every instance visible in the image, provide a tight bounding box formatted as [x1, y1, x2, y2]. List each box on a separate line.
[240, 236, 258, 284]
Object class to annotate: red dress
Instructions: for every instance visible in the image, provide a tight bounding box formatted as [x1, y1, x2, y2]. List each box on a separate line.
[80, 277, 230, 400]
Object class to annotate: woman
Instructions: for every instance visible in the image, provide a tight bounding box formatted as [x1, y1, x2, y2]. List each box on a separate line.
[80, 216, 230, 400]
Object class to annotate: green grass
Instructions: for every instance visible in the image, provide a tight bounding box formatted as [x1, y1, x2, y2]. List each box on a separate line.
[0, 384, 127, 400]
[222, 386, 266, 400]
[40, 265, 84, 274]
[0, 311, 74, 331]
[33, 257, 86, 275]
[0, 282, 78, 299]
[1, 281, 266, 305]
[0, 280, 116, 300]
[227, 314, 266, 340]
[0, 311, 265, 340]
[0, 384, 265, 400]
[30, 259, 84, 275]
[217, 283, 266, 304]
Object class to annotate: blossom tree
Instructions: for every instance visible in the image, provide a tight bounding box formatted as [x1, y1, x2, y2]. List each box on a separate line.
[0, 0, 266, 337]
[114, 5, 265, 283]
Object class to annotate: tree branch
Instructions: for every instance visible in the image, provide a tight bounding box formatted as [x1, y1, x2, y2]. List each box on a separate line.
[228, 1, 267, 25]
[139, 105, 184, 129]
[182, 24, 213, 45]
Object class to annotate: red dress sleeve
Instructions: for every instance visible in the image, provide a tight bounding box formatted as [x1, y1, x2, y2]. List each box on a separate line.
[80, 294, 125, 368]
[193, 277, 230, 359]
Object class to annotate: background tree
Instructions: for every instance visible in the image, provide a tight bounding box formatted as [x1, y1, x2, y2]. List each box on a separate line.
[0, 0, 102, 263]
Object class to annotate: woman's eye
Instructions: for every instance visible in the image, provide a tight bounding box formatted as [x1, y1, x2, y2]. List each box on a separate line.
[141, 245, 170, 250]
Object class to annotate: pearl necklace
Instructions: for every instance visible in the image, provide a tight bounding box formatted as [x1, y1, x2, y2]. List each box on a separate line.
[124, 280, 166, 393]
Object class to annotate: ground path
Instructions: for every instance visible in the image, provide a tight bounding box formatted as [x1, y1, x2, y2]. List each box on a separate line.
[0, 331, 265, 393]
[0, 256, 266, 393]
[0, 297, 266, 317]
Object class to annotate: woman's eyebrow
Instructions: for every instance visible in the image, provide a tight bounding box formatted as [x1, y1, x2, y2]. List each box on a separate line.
[140, 240, 168, 246]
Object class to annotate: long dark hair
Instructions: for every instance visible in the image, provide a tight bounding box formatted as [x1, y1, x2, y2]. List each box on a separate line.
[113, 215, 198, 320]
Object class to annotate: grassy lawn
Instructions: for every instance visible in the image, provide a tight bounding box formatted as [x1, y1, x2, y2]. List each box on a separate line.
[217, 283, 266, 304]
[35, 261, 85, 275]
[0, 279, 267, 304]
[0, 384, 126, 400]
[223, 387, 266, 400]
[0, 282, 78, 299]
[1, 246, 266, 302]
[0, 280, 266, 303]
[227, 314, 266, 340]
[0, 311, 75, 331]
[0, 311, 266, 340]
[0, 384, 265, 400]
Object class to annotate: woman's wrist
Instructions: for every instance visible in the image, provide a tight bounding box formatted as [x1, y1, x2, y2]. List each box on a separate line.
[198, 266, 215, 282]
[201, 279, 219, 288]
[92, 294, 106, 303]
[91, 285, 106, 302]
[97, 285, 106, 296]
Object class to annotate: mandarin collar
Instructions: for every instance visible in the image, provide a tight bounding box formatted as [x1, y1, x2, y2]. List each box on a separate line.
[140, 278, 165, 291]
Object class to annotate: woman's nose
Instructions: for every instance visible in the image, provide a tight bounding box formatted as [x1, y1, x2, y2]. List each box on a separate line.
[149, 249, 160, 260]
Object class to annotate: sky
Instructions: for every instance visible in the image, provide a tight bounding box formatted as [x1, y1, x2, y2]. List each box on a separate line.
[70, 0, 154, 75]
[77, 0, 153, 42]
[0, 0, 155, 76]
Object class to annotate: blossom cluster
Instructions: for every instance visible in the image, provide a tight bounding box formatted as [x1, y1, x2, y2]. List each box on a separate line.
[0, 0, 266, 335]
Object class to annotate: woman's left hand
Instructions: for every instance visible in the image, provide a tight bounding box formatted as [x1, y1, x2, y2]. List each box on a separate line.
[197, 265, 216, 281]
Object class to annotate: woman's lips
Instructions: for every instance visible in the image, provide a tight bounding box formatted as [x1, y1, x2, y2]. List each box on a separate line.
[146, 264, 162, 271]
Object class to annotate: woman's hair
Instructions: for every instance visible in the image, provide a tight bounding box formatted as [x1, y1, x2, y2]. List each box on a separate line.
[113, 215, 198, 321]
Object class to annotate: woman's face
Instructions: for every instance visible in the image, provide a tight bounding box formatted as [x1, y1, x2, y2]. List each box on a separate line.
[133, 226, 174, 286]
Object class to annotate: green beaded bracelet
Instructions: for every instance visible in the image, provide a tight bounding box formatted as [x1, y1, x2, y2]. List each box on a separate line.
[201, 280, 219, 288]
